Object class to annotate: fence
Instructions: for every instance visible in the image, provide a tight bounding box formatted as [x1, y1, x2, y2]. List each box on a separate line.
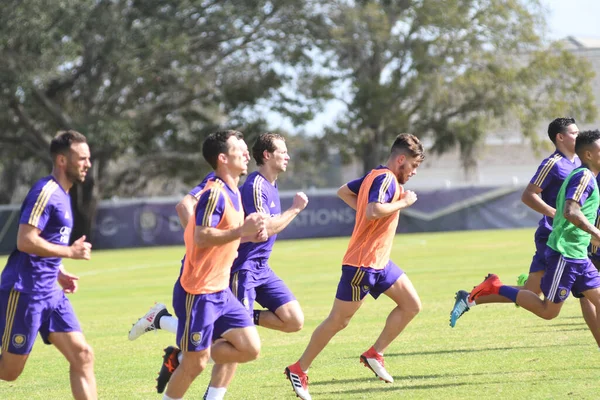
[0, 185, 539, 254]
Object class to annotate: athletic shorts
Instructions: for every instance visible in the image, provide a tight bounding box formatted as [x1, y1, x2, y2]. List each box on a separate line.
[0, 289, 81, 355]
[172, 280, 253, 352]
[230, 259, 295, 316]
[336, 260, 403, 302]
[542, 248, 600, 302]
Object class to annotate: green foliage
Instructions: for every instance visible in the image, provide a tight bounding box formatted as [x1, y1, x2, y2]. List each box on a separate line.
[0, 0, 324, 199]
[2, 229, 600, 398]
[311, 0, 597, 172]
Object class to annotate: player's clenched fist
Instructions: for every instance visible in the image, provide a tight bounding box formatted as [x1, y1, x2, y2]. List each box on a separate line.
[69, 235, 92, 260]
[401, 190, 418, 207]
[242, 213, 267, 236]
[292, 192, 309, 211]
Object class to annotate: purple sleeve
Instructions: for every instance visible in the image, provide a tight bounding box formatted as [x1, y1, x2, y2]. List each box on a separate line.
[530, 158, 558, 189]
[188, 172, 216, 198]
[19, 186, 54, 231]
[367, 173, 398, 204]
[242, 176, 269, 214]
[346, 176, 365, 195]
[195, 187, 225, 227]
[565, 170, 596, 206]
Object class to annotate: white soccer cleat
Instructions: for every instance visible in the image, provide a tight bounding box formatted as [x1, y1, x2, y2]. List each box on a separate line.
[360, 347, 394, 383]
[284, 362, 312, 400]
[128, 303, 168, 341]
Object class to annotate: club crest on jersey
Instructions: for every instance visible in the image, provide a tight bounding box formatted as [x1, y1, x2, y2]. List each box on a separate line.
[191, 332, 202, 346]
[12, 334, 26, 348]
[362, 285, 369, 292]
[558, 288, 569, 301]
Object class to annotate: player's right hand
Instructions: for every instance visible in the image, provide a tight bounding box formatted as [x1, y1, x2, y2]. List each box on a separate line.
[70, 235, 92, 260]
[242, 213, 267, 237]
[292, 192, 309, 211]
[401, 190, 418, 207]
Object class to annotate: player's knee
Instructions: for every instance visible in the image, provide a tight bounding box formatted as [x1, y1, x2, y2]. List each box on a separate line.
[237, 341, 260, 363]
[71, 343, 95, 369]
[402, 298, 422, 318]
[0, 367, 23, 382]
[328, 315, 351, 331]
[181, 354, 209, 377]
[539, 306, 560, 320]
[283, 314, 304, 333]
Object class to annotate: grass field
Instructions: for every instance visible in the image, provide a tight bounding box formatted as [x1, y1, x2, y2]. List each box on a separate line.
[1, 228, 600, 399]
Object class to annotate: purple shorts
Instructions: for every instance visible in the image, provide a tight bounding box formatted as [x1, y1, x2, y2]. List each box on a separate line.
[172, 280, 253, 352]
[542, 248, 600, 302]
[529, 236, 549, 273]
[336, 260, 403, 302]
[0, 289, 81, 355]
[230, 259, 295, 316]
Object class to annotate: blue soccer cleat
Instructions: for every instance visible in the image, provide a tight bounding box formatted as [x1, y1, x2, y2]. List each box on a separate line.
[449, 290, 470, 328]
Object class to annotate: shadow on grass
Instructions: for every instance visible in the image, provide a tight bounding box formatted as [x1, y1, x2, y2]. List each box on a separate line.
[310, 370, 505, 387]
[339, 342, 586, 359]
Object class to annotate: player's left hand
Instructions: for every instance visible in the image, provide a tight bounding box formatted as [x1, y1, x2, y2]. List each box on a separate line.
[255, 228, 268, 242]
[58, 269, 79, 294]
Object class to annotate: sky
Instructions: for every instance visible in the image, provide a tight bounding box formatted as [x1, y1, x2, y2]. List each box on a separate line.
[266, 0, 600, 135]
[546, 0, 600, 39]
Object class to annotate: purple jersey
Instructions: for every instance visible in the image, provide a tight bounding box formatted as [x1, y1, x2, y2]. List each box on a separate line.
[188, 171, 216, 199]
[195, 177, 242, 227]
[347, 165, 398, 202]
[232, 172, 282, 271]
[0, 176, 72, 295]
[529, 151, 580, 239]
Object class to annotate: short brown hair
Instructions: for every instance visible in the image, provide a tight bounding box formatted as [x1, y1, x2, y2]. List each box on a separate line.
[252, 132, 285, 166]
[202, 130, 244, 169]
[50, 130, 87, 159]
[390, 133, 424, 161]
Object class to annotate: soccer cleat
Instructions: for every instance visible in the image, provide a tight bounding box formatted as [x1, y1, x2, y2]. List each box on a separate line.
[156, 346, 180, 394]
[468, 273, 502, 303]
[515, 273, 528, 308]
[360, 347, 394, 383]
[449, 290, 470, 328]
[517, 273, 528, 287]
[128, 303, 171, 341]
[284, 362, 312, 400]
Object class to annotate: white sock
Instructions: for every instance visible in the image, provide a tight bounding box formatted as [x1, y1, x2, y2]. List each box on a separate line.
[467, 300, 476, 308]
[177, 351, 183, 363]
[204, 387, 227, 400]
[160, 316, 179, 334]
[162, 394, 181, 400]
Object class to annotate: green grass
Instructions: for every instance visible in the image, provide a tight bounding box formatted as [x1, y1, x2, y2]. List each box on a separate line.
[2, 228, 600, 399]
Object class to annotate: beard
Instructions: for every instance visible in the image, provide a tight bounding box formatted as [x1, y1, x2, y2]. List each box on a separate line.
[66, 166, 86, 184]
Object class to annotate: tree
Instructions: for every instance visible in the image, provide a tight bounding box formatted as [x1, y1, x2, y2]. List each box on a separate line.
[310, 0, 597, 174]
[0, 0, 325, 238]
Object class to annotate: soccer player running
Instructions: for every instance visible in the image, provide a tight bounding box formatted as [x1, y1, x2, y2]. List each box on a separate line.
[450, 117, 580, 327]
[130, 133, 309, 399]
[0, 130, 96, 400]
[460, 130, 600, 336]
[284, 134, 424, 400]
[158, 130, 267, 400]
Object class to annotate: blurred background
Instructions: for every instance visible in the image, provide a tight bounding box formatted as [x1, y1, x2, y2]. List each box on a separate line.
[1, 0, 599, 253]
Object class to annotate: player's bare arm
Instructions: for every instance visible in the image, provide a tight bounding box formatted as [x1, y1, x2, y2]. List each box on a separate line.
[521, 183, 556, 218]
[337, 184, 358, 210]
[366, 190, 418, 220]
[176, 194, 199, 228]
[563, 199, 600, 246]
[264, 192, 309, 236]
[17, 224, 91, 260]
[194, 212, 266, 247]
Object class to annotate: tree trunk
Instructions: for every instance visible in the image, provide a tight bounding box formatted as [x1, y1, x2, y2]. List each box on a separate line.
[69, 176, 98, 244]
[0, 159, 21, 204]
